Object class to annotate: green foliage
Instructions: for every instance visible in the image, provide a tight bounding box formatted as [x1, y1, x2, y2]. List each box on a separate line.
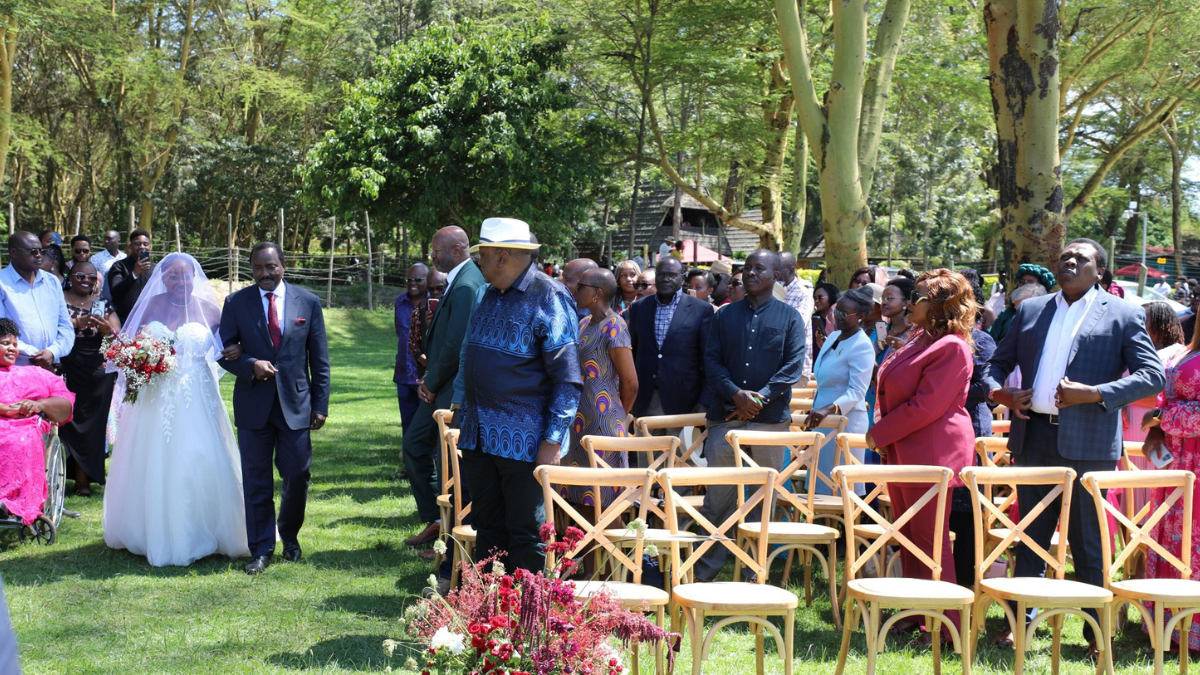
[300, 20, 617, 246]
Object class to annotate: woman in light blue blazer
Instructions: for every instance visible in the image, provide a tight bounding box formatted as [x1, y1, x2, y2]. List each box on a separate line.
[804, 286, 876, 494]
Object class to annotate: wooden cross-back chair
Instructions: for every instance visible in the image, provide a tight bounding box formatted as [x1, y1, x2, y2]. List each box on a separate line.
[787, 415, 851, 529]
[536, 465, 667, 675]
[792, 387, 818, 400]
[1083, 469, 1199, 675]
[790, 398, 814, 413]
[634, 414, 709, 523]
[962, 466, 1114, 675]
[973, 438, 1067, 577]
[727, 430, 841, 628]
[1115, 441, 1154, 583]
[832, 465, 974, 675]
[433, 409, 455, 567]
[660, 466, 797, 675]
[835, 433, 901, 580]
[443, 429, 475, 589]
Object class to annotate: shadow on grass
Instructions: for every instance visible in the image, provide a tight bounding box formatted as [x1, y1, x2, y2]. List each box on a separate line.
[0, 541, 243, 586]
[266, 634, 394, 672]
[320, 593, 410, 620]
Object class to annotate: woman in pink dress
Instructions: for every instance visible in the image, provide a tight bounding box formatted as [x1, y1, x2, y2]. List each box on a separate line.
[0, 318, 75, 525]
[1143, 310, 1200, 650]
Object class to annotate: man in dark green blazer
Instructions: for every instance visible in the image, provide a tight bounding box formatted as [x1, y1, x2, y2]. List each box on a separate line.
[404, 226, 486, 550]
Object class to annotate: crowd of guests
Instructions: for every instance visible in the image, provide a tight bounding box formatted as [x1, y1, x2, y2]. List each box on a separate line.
[0, 227, 154, 502]
[394, 227, 1200, 658]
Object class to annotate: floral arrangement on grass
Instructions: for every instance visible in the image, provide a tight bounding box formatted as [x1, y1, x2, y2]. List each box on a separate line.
[103, 330, 177, 404]
[390, 524, 679, 675]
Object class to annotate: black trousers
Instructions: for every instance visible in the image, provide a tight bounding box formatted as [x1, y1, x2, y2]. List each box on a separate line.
[403, 400, 442, 524]
[458, 447, 545, 574]
[1012, 415, 1112, 642]
[238, 396, 312, 558]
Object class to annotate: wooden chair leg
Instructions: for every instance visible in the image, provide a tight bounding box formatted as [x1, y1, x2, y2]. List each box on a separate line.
[686, 608, 703, 675]
[449, 543, 461, 588]
[803, 549, 813, 607]
[1155, 603, 1166, 675]
[734, 537, 746, 583]
[931, 614, 942, 675]
[654, 606, 665, 675]
[865, 603, 881, 675]
[784, 608, 796, 675]
[754, 621, 765, 675]
[1051, 613, 1063, 675]
[783, 546, 795, 587]
[1180, 612, 1192, 675]
[1013, 601, 1027, 675]
[961, 604, 974, 675]
[827, 543, 842, 630]
[1101, 603, 1115, 675]
[835, 600, 859, 675]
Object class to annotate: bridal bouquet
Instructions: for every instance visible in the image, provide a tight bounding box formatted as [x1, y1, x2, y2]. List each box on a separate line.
[391, 525, 679, 675]
[103, 330, 177, 404]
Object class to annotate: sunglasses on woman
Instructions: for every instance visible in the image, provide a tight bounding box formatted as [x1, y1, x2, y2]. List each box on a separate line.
[908, 290, 931, 305]
[832, 308, 860, 319]
[633, 282, 651, 290]
[729, 279, 743, 288]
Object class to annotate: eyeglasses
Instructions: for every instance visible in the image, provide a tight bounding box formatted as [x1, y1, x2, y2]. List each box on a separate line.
[10, 247, 43, 257]
[729, 279, 743, 288]
[908, 290, 931, 305]
[72, 273, 94, 281]
[407, 277, 426, 284]
[429, 285, 447, 293]
[832, 308, 860, 319]
[634, 282, 651, 290]
[73, 248, 90, 255]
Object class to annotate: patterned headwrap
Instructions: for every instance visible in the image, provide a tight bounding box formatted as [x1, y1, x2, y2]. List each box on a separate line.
[1017, 263, 1056, 291]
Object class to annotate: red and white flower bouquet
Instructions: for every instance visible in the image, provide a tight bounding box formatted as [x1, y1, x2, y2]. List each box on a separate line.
[103, 330, 177, 404]
[392, 525, 679, 675]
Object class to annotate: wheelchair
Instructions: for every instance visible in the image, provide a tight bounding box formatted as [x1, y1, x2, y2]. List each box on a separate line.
[0, 427, 66, 545]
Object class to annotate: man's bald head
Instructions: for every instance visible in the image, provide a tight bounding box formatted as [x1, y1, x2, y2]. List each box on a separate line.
[430, 226, 470, 273]
[779, 251, 797, 283]
[562, 257, 599, 295]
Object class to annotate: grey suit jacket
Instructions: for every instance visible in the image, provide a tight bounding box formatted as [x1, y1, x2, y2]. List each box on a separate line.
[983, 289, 1164, 461]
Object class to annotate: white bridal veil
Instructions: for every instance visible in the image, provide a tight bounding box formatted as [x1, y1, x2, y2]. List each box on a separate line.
[118, 252, 226, 358]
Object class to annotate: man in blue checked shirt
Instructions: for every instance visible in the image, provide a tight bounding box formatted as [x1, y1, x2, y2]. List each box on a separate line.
[0, 231, 74, 369]
[456, 218, 582, 573]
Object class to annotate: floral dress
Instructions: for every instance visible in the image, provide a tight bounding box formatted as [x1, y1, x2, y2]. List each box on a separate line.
[1145, 348, 1200, 649]
[559, 315, 632, 507]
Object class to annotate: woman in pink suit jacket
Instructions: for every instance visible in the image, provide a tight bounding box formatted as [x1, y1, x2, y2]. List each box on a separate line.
[867, 269, 977, 638]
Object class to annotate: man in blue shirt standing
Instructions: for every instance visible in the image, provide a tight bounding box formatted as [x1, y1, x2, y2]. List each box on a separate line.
[457, 218, 582, 573]
[694, 248, 806, 581]
[394, 263, 428, 440]
[0, 231, 74, 369]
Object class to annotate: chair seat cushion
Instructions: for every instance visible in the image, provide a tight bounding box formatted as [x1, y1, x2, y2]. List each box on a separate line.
[739, 521, 839, 542]
[848, 578, 974, 608]
[1112, 578, 1200, 603]
[575, 580, 670, 607]
[673, 581, 799, 611]
[981, 577, 1112, 605]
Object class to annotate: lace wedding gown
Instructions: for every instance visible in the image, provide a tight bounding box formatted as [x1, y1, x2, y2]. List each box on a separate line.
[103, 321, 250, 566]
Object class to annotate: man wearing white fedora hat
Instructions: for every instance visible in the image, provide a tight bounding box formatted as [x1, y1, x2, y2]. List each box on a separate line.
[456, 217, 583, 573]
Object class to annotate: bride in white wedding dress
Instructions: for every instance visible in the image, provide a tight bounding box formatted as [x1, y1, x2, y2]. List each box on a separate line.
[103, 253, 250, 566]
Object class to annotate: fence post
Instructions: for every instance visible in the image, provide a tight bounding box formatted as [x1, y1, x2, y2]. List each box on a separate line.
[279, 207, 285, 248]
[174, 220, 181, 252]
[227, 214, 233, 294]
[129, 204, 135, 234]
[7, 203, 12, 233]
[365, 212, 374, 312]
[75, 206, 81, 236]
[327, 216, 336, 308]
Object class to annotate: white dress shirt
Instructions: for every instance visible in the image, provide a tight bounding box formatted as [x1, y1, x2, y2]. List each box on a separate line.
[0, 265, 75, 364]
[90, 249, 126, 278]
[784, 277, 815, 376]
[259, 280, 287, 340]
[1030, 286, 1099, 414]
[445, 258, 471, 289]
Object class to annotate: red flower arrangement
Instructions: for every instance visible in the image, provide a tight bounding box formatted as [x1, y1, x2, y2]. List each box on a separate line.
[102, 330, 177, 404]
[392, 525, 679, 675]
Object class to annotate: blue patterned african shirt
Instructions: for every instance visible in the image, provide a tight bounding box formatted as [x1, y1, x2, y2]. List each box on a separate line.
[459, 263, 583, 462]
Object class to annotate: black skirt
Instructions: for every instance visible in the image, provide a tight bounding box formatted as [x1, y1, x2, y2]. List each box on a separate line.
[60, 337, 116, 484]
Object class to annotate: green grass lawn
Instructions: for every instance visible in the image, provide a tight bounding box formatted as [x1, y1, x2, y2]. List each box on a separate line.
[0, 308, 1166, 673]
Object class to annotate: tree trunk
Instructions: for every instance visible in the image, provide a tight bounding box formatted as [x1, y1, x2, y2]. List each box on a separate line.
[0, 18, 16, 197]
[758, 58, 794, 251]
[784, 119, 807, 255]
[985, 0, 1064, 279]
[1159, 119, 1185, 277]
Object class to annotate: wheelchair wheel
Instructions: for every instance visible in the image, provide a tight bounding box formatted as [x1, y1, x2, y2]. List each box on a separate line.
[44, 433, 66, 528]
[18, 515, 55, 546]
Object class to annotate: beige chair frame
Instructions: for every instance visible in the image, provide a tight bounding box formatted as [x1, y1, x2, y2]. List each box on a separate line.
[832, 464, 974, 675]
[727, 430, 841, 628]
[444, 429, 475, 589]
[962, 466, 1114, 675]
[1083, 469, 1199, 675]
[661, 467, 796, 675]
[433, 409, 454, 568]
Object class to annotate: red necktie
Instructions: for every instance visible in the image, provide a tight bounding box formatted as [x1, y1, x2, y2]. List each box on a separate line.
[267, 292, 282, 350]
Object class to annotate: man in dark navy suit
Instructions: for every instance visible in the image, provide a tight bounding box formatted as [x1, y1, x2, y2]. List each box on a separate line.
[219, 243, 331, 575]
[627, 257, 713, 453]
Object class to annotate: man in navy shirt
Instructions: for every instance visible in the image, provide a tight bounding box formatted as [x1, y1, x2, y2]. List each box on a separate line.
[457, 218, 582, 573]
[694, 248, 806, 581]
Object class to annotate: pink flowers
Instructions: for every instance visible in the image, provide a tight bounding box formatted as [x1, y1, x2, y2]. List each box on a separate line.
[103, 331, 176, 404]
[397, 529, 680, 675]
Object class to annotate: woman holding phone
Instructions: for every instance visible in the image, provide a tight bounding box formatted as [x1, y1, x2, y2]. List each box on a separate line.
[60, 261, 121, 495]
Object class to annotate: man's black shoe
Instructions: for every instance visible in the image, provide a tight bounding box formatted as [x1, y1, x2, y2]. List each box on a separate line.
[282, 545, 302, 563]
[244, 555, 271, 575]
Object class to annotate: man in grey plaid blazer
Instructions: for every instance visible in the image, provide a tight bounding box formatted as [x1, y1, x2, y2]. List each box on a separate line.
[983, 238, 1164, 651]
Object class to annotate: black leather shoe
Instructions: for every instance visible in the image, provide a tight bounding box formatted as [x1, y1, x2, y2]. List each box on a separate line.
[244, 555, 270, 575]
[282, 545, 302, 563]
